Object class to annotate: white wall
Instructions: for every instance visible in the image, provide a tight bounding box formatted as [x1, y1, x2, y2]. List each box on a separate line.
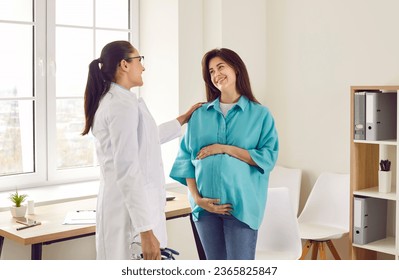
[139, 0, 180, 184]
[139, 0, 204, 184]
[265, 0, 399, 210]
[265, 0, 399, 260]
[177, 0, 204, 118]
[203, 0, 267, 104]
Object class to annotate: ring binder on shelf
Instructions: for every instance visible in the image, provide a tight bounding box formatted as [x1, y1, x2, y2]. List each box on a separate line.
[353, 90, 397, 141]
[365, 91, 397, 141]
[353, 196, 387, 245]
[354, 92, 366, 140]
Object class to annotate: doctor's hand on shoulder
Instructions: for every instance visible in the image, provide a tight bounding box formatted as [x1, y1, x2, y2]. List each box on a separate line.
[140, 230, 161, 260]
[176, 102, 204, 125]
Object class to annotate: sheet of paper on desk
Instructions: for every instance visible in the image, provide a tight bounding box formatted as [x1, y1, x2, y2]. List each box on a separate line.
[63, 210, 96, 225]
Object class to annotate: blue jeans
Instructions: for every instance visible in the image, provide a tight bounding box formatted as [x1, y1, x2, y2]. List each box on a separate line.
[194, 212, 258, 260]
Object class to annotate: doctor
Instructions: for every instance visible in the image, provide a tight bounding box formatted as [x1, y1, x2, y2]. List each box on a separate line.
[82, 40, 202, 260]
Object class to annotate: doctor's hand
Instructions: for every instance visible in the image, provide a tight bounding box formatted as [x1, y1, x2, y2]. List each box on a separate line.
[195, 197, 232, 215]
[140, 230, 161, 260]
[176, 102, 205, 125]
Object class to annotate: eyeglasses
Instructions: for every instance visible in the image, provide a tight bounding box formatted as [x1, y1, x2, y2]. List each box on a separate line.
[125, 55, 144, 66]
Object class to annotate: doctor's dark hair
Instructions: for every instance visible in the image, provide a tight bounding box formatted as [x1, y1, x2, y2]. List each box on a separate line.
[82, 40, 135, 135]
[201, 48, 259, 103]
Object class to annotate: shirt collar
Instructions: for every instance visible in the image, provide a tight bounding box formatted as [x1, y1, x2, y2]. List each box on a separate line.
[207, 95, 249, 112]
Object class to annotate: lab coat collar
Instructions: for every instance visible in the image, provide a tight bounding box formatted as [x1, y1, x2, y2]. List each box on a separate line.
[109, 82, 137, 98]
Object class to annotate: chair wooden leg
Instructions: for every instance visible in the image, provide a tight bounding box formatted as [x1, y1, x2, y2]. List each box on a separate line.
[300, 240, 312, 260]
[318, 242, 326, 260]
[326, 240, 341, 260]
[311, 241, 319, 260]
[300, 240, 342, 260]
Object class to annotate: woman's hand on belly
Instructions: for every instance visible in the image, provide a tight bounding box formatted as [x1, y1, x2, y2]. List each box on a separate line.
[196, 144, 225, 159]
[197, 143, 257, 166]
[195, 196, 232, 215]
[186, 178, 232, 215]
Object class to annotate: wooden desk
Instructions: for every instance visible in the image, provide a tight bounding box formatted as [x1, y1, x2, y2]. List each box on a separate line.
[0, 191, 204, 260]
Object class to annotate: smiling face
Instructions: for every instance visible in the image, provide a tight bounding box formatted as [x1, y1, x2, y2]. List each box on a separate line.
[116, 48, 145, 89]
[208, 57, 237, 94]
[125, 49, 145, 87]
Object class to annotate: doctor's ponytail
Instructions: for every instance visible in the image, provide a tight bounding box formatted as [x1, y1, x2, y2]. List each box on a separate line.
[82, 58, 108, 135]
[82, 41, 135, 135]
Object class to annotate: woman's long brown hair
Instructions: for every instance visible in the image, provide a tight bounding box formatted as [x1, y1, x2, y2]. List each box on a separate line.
[201, 48, 259, 103]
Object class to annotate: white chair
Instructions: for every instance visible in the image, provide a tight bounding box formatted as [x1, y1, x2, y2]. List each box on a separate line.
[256, 187, 302, 260]
[268, 165, 302, 216]
[298, 172, 350, 260]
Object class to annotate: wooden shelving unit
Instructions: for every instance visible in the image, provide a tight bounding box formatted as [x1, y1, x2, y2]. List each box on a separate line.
[350, 85, 399, 260]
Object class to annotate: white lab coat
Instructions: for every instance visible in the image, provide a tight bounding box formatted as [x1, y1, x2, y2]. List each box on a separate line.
[92, 83, 181, 259]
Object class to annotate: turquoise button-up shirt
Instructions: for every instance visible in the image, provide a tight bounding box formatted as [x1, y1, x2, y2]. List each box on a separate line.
[170, 96, 279, 230]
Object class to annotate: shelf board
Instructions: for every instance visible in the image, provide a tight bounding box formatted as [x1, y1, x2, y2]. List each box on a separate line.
[352, 236, 397, 255]
[353, 139, 397, 146]
[353, 187, 396, 200]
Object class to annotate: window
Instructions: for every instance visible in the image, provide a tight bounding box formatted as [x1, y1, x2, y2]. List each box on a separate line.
[0, 0, 138, 191]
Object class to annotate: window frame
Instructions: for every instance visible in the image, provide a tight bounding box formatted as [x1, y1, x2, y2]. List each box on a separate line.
[0, 0, 139, 191]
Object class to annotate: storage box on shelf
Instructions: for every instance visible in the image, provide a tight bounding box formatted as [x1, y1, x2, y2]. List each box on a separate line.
[350, 86, 399, 260]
